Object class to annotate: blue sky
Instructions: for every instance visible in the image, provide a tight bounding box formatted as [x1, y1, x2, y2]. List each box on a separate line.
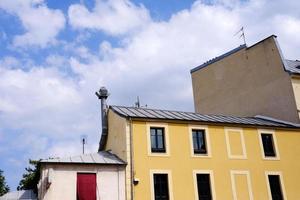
[0, 0, 300, 189]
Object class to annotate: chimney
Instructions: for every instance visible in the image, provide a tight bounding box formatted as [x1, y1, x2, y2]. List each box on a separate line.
[96, 87, 109, 152]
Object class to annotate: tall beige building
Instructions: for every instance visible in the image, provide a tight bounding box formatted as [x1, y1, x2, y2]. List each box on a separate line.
[191, 35, 300, 123]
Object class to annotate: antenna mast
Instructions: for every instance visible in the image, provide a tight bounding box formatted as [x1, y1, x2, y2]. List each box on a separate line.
[234, 26, 246, 45]
[81, 135, 87, 154]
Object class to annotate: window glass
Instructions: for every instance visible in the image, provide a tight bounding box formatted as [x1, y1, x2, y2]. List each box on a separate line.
[154, 174, 169, 200]
[261, 134, 276, 157]
[192, 130, 207, 154]
[197, 174, 212, 200]
[268, 175, 284, 200]
[150, 127, 166, 153]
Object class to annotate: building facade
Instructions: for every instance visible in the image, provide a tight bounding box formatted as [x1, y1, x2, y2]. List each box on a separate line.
[38, 151, 126, 200]
[191, 35, 300, 123]
[104, 105, 300, 200]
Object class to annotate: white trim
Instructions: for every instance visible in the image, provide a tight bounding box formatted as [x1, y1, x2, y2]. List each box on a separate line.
[189, 125, 212, 157]
[150, 170, 173, 200]
[230, 170, 253, 200]
[193, 170, 216, 200]
[225, 127, 247, 159]
[258, 129, 280, 160]
[265, 171, 287, 200]
[146, 123, 170, 157]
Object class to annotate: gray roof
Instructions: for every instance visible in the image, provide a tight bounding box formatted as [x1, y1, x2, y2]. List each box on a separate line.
[0, 190, 36, 200]
[110, 105, 300, 128]
[40, 151, 125, 165]
[285, 59, 300, 74]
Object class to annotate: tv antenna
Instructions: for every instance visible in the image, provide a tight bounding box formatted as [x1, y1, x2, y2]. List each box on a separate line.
[135, 96, 140, 108]
[234, 26, 246, 45]
[80, 135, 87, 154]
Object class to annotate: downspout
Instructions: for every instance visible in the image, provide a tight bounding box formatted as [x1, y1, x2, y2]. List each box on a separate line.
[129, 117, 135, 200]
[96, 87, 109, 152]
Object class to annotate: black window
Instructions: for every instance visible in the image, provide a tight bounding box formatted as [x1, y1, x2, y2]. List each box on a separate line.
[192, 129, 207, 154]
[153, 174, 169, 200]
[261, 134, 276, 157]
[196, 174, 212, 200]
[151, 127, 166, 153]
[268, 175, 284, 200]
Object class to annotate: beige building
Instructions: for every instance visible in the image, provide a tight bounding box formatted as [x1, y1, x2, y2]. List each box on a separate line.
[191, 35, 300, 123]
[38, 151, 126, 200]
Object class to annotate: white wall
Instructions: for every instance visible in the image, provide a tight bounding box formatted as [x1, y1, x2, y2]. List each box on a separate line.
[39, 164, 125, 200]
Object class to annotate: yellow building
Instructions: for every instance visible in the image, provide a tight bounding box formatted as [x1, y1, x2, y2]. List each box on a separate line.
[191, 35, 300, 123]
[101, 105, 300, 200]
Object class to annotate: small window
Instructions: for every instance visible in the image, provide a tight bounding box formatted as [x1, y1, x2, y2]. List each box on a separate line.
[268, 175, 284, 200]
[196, 174, 212, 200]
[151, 127, 166, 153]
[261, 134, 276, 157]
[192, 129, 207, 154]
[153, 174, 169, 200]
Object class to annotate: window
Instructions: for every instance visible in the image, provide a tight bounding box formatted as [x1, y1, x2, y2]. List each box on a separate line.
[77, 173, 96, 200]
[196, 174, 212, 200]
[192, 129, 207, 154]
[268, 175, 284, 200]
[151, 127, 166, 153]
[153, 174, 169, 200]
[261, 134, 276, 157]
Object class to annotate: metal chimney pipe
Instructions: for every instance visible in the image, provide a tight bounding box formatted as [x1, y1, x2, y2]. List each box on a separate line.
[96, 87, 109, 152]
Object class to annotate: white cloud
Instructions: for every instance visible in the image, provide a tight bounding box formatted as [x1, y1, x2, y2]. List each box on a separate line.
[0, 0, 65, 48]
[68, 0, 151, 35]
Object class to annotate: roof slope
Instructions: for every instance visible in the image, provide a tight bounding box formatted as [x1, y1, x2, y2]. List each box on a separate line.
[40, 151, 125, 165]
[111, 105, 300, 128]
[285, 59, 300, 74]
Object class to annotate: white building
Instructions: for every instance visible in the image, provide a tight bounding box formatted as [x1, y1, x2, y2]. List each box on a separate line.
[38, 151, 126, 200]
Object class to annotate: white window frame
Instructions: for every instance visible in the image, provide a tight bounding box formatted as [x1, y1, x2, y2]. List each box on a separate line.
[193, 170, 216, 200]
[225, 127, 247, 159]
[258, 129, 280, 160]
[265, 171, 287, 200]
[150, 170, 173, 200]
[189, 125, 212, 157]
[147, 123, 170, 157]
[230, 170, 253, 200]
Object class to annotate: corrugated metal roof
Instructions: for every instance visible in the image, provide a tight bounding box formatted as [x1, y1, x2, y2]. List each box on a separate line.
[40, 151, 125, 165]
[285, 59, 300, 74]
[0, 190, 36, 200]
[110, 105, 300, 128]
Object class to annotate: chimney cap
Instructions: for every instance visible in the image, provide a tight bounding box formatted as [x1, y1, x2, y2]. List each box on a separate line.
[96, 86, 109, 99]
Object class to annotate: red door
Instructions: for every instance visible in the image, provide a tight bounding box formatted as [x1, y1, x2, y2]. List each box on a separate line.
[77, 173, 96, 200]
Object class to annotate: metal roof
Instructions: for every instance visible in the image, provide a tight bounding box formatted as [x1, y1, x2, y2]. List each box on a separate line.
[110, 105, 300, 128]
[285, 59, 300, 75]
[0, 190, 36, 200]
[40, 151, 125, 165]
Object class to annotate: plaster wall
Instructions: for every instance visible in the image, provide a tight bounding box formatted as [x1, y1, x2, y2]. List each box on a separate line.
[39, 164, 125, 200]
[191, 36, 299, 123]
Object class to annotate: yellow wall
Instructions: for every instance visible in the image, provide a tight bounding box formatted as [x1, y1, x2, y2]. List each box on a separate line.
[106, 110, 132, 200]
[131, 120, 300, 200]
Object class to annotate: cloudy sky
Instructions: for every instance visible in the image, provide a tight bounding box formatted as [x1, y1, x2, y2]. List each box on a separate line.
[0, 0, 299, 189]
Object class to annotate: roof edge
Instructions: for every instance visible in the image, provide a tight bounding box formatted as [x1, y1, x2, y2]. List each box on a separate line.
[190, 44, 246, 73]
[190, 35, 278, 74]
[254, 115, 300, 128]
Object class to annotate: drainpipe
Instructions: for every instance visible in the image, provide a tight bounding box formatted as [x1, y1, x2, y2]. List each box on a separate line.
[96, 87, 109, 152]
